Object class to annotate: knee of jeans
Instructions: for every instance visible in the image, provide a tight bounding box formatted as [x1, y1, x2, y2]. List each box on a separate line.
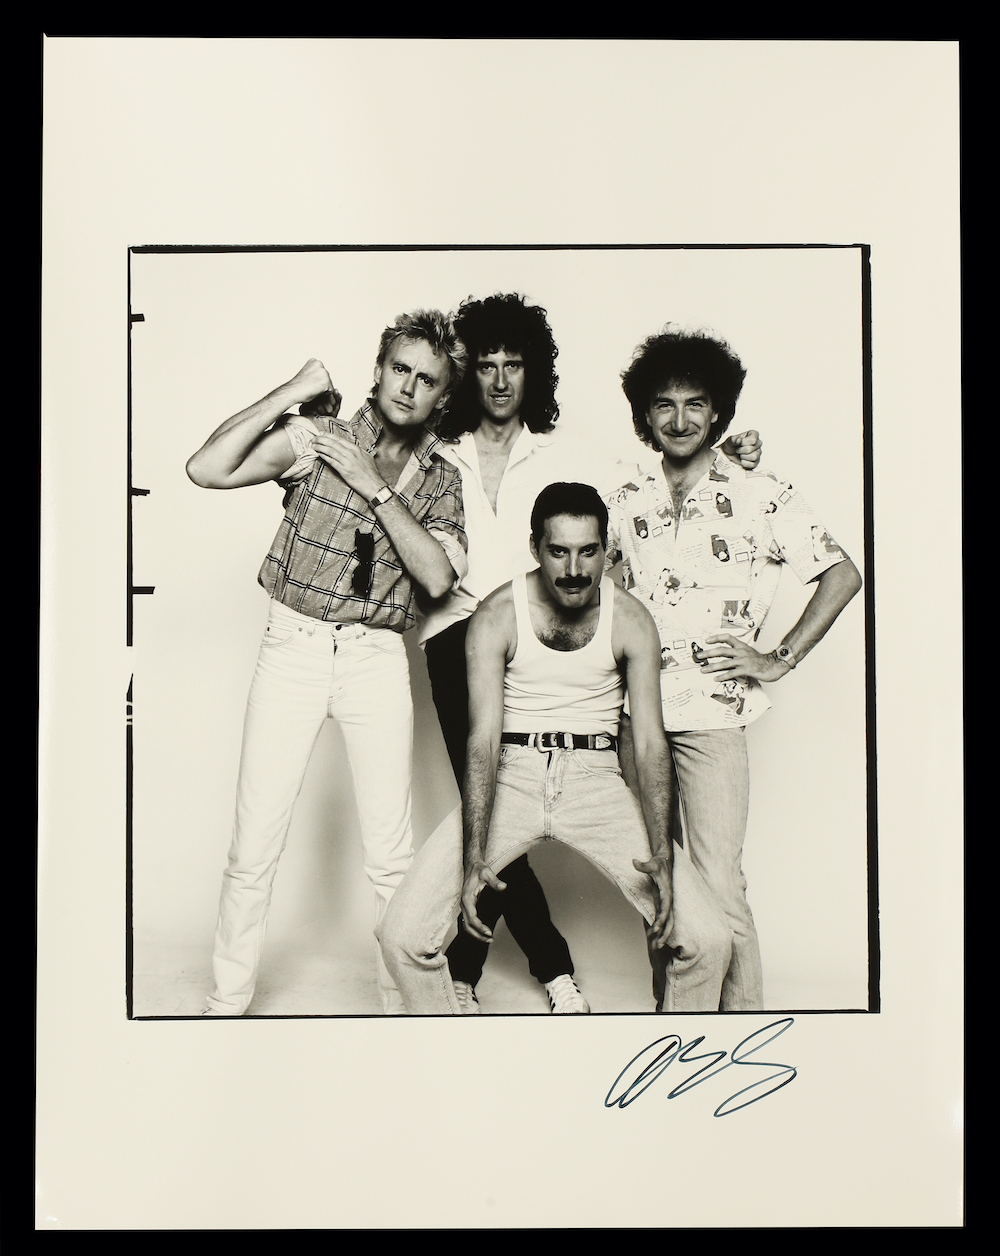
[375, 905, 441, 970]
[674, 912, 731, 971]
[702, 915, 733, 973]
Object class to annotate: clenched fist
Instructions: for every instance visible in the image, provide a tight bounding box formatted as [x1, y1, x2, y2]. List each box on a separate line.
[285, 359, 343, 418]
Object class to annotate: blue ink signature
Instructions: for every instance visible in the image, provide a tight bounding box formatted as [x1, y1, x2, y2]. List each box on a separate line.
[605, 1018, 797, 1117]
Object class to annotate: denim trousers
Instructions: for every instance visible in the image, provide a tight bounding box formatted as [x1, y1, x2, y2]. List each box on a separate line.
[667, 728, 763, 1011]
[376, 744, 732, 1014]
[423, 617, 574, 986]
[205, 600, 414, 1015]
[622, 722, 764, 1011]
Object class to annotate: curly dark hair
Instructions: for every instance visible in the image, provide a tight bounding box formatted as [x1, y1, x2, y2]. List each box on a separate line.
[621, 327, 747, 446]
[435, 293, 560, 440]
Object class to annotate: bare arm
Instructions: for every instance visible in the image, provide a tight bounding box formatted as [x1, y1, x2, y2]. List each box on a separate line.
[310, 432, 462, 600]
[459, 591, 515, 943]
[699, 556, 863, 682]
[615, 590, 677, 948]
[185, 359, 341, 489]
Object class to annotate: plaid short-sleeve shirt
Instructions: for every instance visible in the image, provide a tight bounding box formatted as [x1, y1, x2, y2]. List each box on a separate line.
[258, 402, 467, 631]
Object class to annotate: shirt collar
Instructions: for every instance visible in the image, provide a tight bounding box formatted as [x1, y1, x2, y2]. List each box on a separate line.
[647, 445, 736, 495]
[343, 400, 444, 469]
[456, 421, 547, 465]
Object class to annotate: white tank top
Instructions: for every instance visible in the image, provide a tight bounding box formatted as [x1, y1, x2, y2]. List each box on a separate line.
[503, 574, 623, 735]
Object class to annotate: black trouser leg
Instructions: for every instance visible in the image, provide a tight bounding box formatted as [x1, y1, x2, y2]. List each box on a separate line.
[423, 618, 574, 987]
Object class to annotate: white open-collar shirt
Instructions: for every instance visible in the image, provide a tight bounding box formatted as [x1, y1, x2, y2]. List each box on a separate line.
[417, 423, 610, 646]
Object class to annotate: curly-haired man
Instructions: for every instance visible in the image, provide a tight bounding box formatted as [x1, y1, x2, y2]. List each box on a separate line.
[416, 298, 761, 1014]
[608, 326, 863, 1011]
[420, 294, 589, 1013]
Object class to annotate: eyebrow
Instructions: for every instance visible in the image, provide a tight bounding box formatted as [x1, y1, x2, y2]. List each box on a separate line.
[393, 358, 440, 383]
[653, 390, 709, 401]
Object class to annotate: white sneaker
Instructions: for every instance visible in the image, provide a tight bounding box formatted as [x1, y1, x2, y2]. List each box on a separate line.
[544, 974, 590, 1014]
[453, 981, 482, 1015]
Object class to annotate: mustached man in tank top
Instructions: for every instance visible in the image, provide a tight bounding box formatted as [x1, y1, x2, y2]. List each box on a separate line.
[377, 482, 733, 1014]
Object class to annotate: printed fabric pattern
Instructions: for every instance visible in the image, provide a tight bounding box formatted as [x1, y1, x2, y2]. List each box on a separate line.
[605, 451, 847, 730]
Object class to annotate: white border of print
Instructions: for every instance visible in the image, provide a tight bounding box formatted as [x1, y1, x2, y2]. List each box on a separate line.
[39, 39, 962, 1229]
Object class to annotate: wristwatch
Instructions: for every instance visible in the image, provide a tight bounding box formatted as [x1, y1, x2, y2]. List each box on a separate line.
[368, 484, 394, 511]
[774, 643, 798, 670]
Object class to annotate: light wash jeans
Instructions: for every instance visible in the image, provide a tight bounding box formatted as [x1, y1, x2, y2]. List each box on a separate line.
[667, 728, 763, 1012]
[376, 744, 732, 1014]
[205, 600, 414, 1015]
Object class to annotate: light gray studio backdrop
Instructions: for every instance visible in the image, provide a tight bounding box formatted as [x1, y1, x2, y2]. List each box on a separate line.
[40, 39, 961, 1231]
[129, 245, 867, 1017]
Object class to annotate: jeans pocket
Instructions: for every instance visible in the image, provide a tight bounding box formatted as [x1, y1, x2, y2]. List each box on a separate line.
[497, 744, 531, 771]
[575, 750, 623, 778]
[261, 624, 295, 647]
[363, 630, 405, 655]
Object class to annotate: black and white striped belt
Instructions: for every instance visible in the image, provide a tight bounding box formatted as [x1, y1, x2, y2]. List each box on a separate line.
[500, 731, 619, 752]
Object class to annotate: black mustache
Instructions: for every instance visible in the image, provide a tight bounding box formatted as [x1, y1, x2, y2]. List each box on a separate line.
[555, 576, 593, 589]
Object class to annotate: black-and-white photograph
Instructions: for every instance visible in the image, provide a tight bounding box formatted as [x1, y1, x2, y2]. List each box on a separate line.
[128, 245, 869, 1020]
[38, 38, 961, 1231]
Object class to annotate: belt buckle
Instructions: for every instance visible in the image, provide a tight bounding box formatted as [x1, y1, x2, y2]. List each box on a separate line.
[594, 734, 611, 751]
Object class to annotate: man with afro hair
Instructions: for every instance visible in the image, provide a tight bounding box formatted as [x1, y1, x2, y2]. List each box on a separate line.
[607, 326, 862, 1011]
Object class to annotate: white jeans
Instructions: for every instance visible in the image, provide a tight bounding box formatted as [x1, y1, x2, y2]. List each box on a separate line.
[206, 600, 414, 1015]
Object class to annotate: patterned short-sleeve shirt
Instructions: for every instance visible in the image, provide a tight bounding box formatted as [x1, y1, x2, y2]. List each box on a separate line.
[258, 402, 467, 631]
[605, 450, 847, 730]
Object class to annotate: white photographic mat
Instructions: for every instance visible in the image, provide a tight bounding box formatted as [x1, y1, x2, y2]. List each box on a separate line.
[39, 40, 962, 1229]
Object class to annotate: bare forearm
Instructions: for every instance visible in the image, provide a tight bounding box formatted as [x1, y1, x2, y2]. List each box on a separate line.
[779, 559, 862, 665]
[186, 383, 299, 487]
[188, 359, 338, 489]
[632, 737, 675, 863]
[700, 557, 863, 682]
[374, 495, 459, 599]
[462, 737, 500, 869]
